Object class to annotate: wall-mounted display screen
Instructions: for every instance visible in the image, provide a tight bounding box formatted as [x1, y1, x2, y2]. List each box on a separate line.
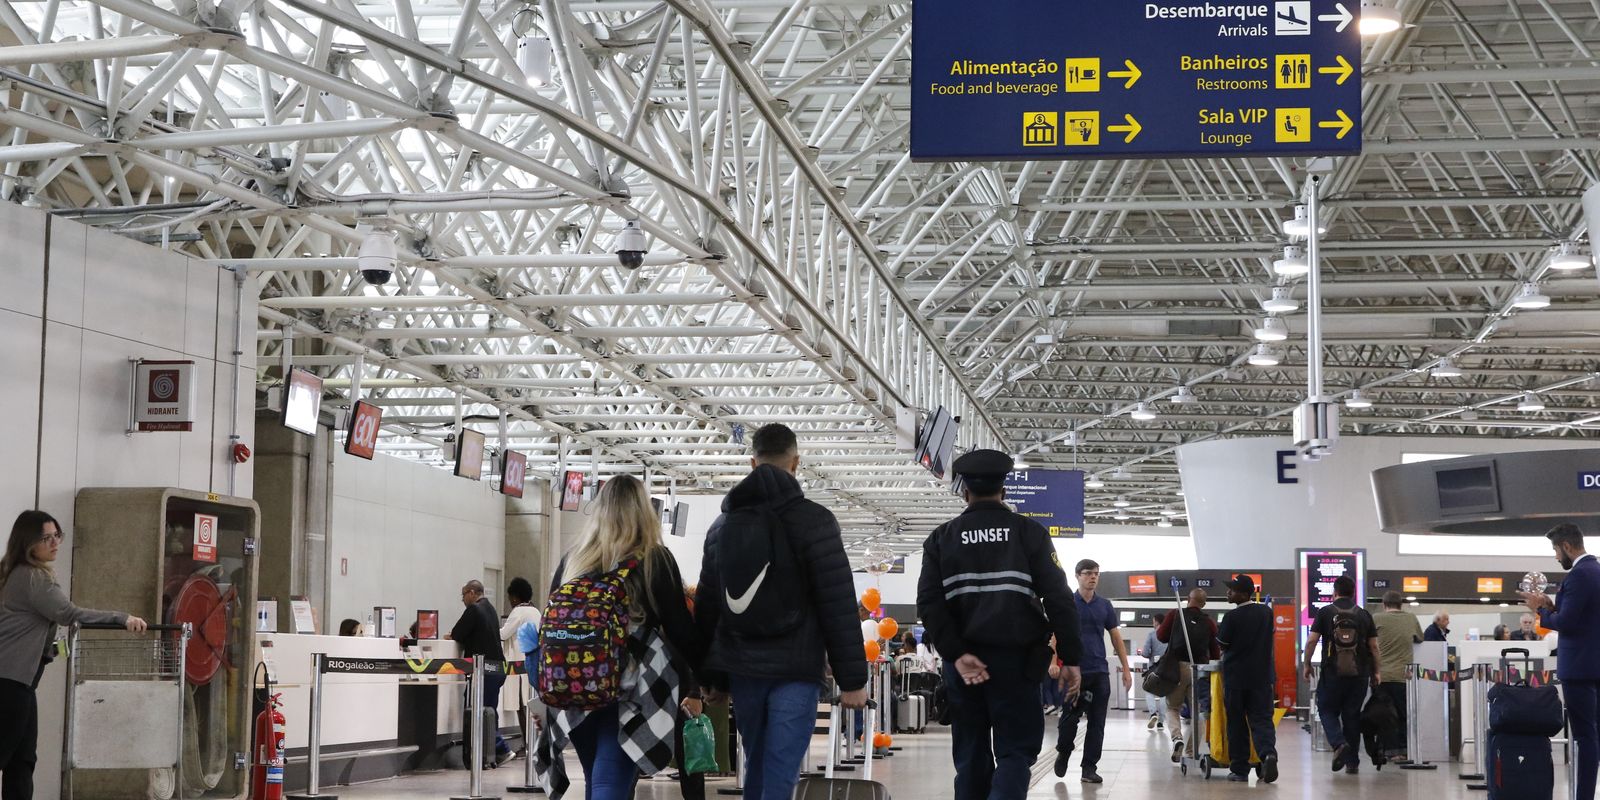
[671, 505, 690, 537]
[1477, 577, 1504, 594]
[282, 368, 323, 435]
[1127, 574, 1157, 594]
[1403, 576, 1430, 593]
[454, 429, 486, 480]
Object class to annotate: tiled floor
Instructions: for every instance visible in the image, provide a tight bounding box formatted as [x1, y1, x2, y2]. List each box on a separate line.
[327, 709, 1574, 798]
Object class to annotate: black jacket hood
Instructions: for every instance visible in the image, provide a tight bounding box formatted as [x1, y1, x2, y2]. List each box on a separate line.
[723, 463, 805, 512]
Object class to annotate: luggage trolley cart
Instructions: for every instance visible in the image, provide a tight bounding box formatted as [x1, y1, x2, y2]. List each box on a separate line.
[1164, 591, 1210, 778]
[62, 621, 191, 800]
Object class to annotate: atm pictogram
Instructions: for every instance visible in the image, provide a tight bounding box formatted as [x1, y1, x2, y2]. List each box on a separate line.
[1023, 112, 1059, 146]
[1275, 107, 1311, 143]
[1275, 54, 1312, 89]
[1063, 111, 1101, 146]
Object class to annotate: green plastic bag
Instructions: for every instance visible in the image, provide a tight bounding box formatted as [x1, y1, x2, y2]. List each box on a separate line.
[682, 714, 718, 775]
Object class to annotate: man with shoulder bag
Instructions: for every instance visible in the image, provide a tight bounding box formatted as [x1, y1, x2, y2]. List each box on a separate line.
[1303, 575, 1381, 775]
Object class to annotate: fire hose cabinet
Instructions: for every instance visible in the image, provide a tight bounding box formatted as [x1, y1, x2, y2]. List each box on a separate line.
[73, 487, 261, 800]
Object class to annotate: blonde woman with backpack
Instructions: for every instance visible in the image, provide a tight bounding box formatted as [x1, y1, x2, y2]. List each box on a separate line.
[533, 476, 707, 800]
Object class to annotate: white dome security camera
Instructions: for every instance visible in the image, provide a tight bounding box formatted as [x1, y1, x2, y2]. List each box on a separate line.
[614, 219, 647, 269]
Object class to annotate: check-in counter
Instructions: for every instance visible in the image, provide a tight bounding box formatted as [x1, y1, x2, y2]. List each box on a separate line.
[257, 633, 528, 790]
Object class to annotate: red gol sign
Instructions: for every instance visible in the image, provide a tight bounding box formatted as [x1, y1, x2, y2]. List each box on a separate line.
[345, 400, 382, 460]
[500, 450, 527, 498]
[193, 513, 218, 563]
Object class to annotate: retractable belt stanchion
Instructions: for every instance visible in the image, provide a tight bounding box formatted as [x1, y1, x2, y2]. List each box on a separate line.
[719, 704, 743, 795]
[452, 655, 500, 800]
[286, 653, 337, 800]
[1463, 663, 1489, 787]
[507, 665, 544, 794]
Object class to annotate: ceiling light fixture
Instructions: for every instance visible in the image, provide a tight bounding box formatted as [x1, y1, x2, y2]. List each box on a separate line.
[1111, 467, 1133, 480]
[1460, 409, 1480, 421]
[1157, 519, 1173, 528]
[1261, 286, 1300, 313]
[1345, 389, 1372, 409]
[1511, 282, 1551, 310]
[1113, 496, 1131, 508]
[1248, 344, 1284, 367]
[1254, 316, 1289, 342]
[1131, 402, 1157, 421]
[1548, 241, 1593, 271]
[1518, 392, 1546, 412]
[1431, 358, 1463, 378]
[1170, 386, 1197, 404]
[1160, 508, 1181, 517]
[1012, 456, 1031, 470]
[1084, 476, 1105, 489]
[516, 35, 554, 87]
[1281, 204, 1326, 238]
[1113, 513, 1131, 521]
[1358, 0, 1403, 35]
[1273, 245, 1310, 277]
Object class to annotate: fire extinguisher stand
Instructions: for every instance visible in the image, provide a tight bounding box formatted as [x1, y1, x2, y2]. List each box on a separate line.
[452, 655, 500, 800]
[61, 622, 190, 800]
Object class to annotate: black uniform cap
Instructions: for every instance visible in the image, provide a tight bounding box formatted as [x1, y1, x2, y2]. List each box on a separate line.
[953, 449, 1014, 494]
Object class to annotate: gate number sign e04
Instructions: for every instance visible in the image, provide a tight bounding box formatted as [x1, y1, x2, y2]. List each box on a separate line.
[911, 0, 1363, 160]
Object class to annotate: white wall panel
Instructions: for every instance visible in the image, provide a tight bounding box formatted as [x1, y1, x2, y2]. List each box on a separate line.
[0, 309, 43, 513]
[72, 330, 186, 489]
[0, 205, 46, 316]
[45, 218, 87, 328]
[79, 223, 187, 351]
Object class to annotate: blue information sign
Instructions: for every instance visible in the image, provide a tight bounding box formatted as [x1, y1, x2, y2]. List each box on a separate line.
[1004, 468, 1086, 538]
[912, 0, 1363, 160]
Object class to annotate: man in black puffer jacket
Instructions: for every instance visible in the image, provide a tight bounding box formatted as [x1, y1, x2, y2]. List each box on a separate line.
[697, 423, 869, 800]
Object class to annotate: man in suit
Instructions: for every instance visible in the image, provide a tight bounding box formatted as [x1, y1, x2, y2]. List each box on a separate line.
[1522, 523, 1600, 800]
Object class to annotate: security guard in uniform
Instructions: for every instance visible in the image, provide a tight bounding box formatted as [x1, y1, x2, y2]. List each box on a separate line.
[917, 449, 1083, 800]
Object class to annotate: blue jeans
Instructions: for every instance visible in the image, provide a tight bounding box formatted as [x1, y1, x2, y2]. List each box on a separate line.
[463, 666, 509, 761]
[729, 676, 821, 800]
[568, 705, 637, 800]
[945, 648, 1043, 800]
[1316, 674, 1367, 752]
[1567, 679, 1600, 800]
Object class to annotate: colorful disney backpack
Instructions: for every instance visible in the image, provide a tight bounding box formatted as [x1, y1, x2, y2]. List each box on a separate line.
[537, 558, 638, 710]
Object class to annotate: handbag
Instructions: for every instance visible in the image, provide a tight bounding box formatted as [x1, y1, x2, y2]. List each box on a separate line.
[682, 713, 719, 774]
[1142, 649, 1181, 698]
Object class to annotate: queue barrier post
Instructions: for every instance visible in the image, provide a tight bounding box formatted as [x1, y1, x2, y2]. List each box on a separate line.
[1462, 663, 1488, 787]
[451, 655, 500, 800]
[506, 662, 545, 794]
[1401, 664, 1439, 771]
[286, 653, 338, 800]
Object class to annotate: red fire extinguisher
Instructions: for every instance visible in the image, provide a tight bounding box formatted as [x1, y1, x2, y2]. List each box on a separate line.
[251, 692, 285, 800]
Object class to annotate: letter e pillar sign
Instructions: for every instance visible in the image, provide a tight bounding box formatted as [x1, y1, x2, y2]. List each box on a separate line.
[1276, 450, 1300, 484]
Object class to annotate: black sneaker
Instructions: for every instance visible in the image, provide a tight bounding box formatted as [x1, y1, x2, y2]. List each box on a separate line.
[1261, 754, 1279, 784]
[1228, 773, 1250, 782]
[1081, 769, 1103, 784]
[1331, 743, 1348, 772]
[1054, 751, 1071, 778]
[1171, 740, 1185, 764]
[1346, 762, 1360, 775]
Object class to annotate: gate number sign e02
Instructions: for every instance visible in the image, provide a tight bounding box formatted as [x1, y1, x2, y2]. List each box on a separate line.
[911, 0, 1363, 160]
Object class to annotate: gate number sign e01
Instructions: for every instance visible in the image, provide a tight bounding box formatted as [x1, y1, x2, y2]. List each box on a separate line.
[911, 0, 1363, 161]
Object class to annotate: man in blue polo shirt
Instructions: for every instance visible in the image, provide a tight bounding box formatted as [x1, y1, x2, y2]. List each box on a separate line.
[1053, 559, 1132, 783]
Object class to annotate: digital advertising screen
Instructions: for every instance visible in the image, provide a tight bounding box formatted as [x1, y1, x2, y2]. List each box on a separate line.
[1295, 549, 1365, 651]
[453, 429, 486, 480]
[344, 400, 382, 459]
[500, 450, 527, 498]
[282, 368, 323, 435]
[560, 470, 585, 511]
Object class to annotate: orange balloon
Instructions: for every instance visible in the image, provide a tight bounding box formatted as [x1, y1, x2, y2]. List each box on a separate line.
[862, 589, 881, 613]
[878, 617, 899, 640]
[864, 640, 881, 662]
[873, 732, 892, 748]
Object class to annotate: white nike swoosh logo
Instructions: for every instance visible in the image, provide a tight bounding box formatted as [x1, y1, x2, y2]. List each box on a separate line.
[726, 564, 769, 615]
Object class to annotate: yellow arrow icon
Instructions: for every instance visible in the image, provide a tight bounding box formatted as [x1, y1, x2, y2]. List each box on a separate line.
[1317, 55, 1354, 86]
[1107, 60, 1142, 90]
[1107, 114, 1142, 143]
[1318, 109, 1354, 139]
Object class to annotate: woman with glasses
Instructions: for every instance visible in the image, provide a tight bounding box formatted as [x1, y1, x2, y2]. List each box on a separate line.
[0, 510, 147, 799]
[534, 476, 706, 800]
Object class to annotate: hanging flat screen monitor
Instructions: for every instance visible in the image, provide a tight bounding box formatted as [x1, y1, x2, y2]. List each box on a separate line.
[671, 504, 690, 537]
[282, 368, 323, 435]
[916, 407, 959, 479]
[500, 450, 527, 498]
[560, 471, 584, 512]
[454, 429, 486, 480]
[344, 400, 382, 459]
[1435, 461, 1500, 515]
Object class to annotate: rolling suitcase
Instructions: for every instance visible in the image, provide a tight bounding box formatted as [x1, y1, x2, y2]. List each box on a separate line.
[794, 698, 891, 800]
[895, 694, 926, 734]
[1486, 732, 1555, 800]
